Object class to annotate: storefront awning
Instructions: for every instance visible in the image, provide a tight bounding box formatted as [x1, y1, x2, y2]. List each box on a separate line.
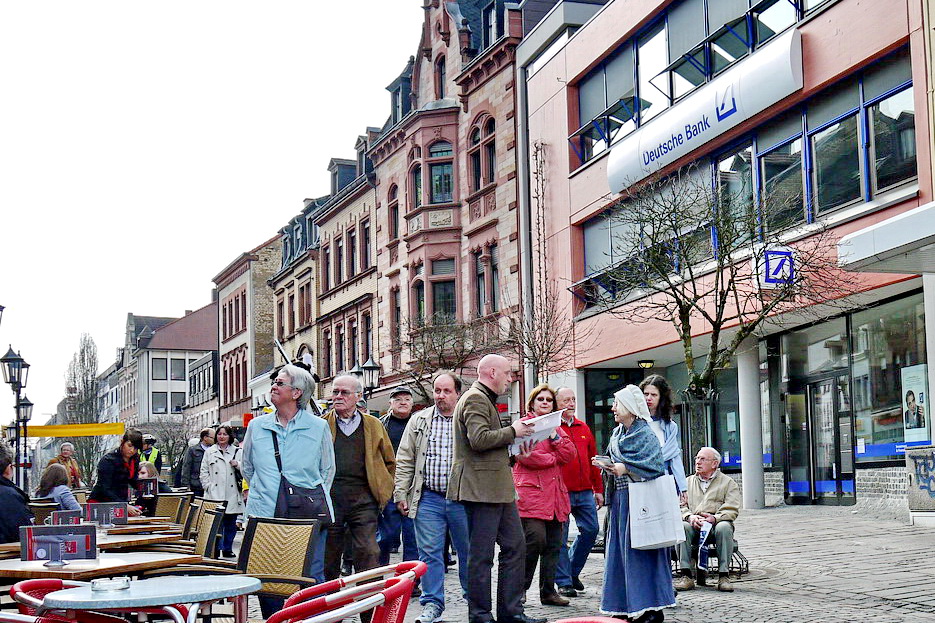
[838, 200, 935, 274]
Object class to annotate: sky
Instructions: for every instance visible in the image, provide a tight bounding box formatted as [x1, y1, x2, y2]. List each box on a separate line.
[0, 2, 423, 424]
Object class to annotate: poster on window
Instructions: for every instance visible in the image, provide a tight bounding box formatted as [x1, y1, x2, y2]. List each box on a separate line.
[900, 364, 929, 443]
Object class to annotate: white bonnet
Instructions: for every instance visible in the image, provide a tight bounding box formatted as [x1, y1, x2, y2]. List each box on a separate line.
[612, 384, 653, 423]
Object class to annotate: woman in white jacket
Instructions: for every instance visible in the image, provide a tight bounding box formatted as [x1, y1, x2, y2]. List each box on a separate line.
[200, 424, 246, 557]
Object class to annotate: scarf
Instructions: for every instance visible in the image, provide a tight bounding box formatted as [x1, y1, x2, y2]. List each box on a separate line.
[607, 419, 665, 489]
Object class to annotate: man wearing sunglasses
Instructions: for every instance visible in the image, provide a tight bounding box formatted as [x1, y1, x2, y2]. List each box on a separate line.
[321, 374, 396, 582]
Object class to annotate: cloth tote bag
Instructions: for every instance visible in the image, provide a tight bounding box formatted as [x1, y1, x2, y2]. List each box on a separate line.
[628, 474, 685, 550]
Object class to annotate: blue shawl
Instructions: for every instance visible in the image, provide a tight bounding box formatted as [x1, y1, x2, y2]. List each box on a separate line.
[607, 418, 665, 484]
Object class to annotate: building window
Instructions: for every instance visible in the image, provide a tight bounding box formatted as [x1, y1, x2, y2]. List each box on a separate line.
[432, 258, 455, 276]
[288, 294, 296, 335]
[391, 289, 402, 345]
[299, 282, 311, 327]
[335, 239, 344, 285]
[484, 119, 496, 184]
[489, 244, 500, 312]
[322, 246, 331, 291]
[361, 220, 371, 268]
[428, 142, 453, 204]
[171, 392, 186, 414]
[413, 281, 425, 326]
[482, 3, 496, 49]
[469, 119, 497, 192]
[470, 129, 483, 191]
[636, 22, 669, 125]
[410, 165, 423, 210]
[170, 359, 186, 381]
[276, 300, 285, 340]
[335, 325, 345, 373]
[152, 392, 167, 415]
[433, 280, 457, 319]
[871, 87, 916, 192]
[152, 358, 167, 380]
[435, 56, 446, 99]
[323, 331, 332, 378]
[389, 186, 400, 240]
[347, 229, 357, 278]
[474, 250, 486, 316]
[363, 313, 372, 359]
[349, 320, 359, 368]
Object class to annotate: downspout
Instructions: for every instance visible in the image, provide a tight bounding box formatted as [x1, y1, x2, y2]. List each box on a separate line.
[515, 54, 536, 395]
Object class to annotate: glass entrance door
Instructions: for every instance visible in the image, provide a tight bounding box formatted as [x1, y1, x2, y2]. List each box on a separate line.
[785, 374, 856, 504]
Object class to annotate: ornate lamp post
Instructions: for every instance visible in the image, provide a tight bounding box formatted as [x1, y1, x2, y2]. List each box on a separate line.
[16, 395, 33, 492]
[362, 356, 381, 400]
[1, 346, 30, 487]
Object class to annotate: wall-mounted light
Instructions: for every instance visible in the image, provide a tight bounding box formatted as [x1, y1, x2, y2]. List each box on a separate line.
[637, 360, 655, 370]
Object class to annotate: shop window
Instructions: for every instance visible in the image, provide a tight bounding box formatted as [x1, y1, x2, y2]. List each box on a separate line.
[870, 87, 916, 191]
[152, 358, 167, 380]
[851, 294, 929, 462]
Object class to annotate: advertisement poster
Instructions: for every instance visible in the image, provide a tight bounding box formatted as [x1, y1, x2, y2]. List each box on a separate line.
[901, 364, 929, 443]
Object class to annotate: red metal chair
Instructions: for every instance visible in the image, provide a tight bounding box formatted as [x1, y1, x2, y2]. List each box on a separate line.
[0, 605, 123, 623]
[274, 575, 414, 623]
[10, 579, 189, 622]
[278, 559, 427, 614]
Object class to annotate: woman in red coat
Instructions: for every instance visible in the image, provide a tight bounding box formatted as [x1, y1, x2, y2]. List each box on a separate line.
[513, 383, 576, 607]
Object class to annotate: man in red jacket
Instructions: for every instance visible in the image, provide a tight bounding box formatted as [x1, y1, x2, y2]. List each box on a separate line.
[554, 387, 604, 597]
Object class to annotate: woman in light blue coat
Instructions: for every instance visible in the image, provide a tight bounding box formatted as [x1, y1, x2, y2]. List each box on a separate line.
[241, 363, 334, 616]
[641, 374, 688, 503]
[35, 463, 81, 511]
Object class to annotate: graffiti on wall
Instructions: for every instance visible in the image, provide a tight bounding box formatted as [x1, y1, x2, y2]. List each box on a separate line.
[910, 451, 935, 498]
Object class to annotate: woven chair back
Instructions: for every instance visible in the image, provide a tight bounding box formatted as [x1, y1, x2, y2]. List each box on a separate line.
[72, 490, 88, 505]
[239, 516, 320, 597]
[153, 493, 188, 522]
[192, 509, 225, 558]
[180, 497, 202, 539]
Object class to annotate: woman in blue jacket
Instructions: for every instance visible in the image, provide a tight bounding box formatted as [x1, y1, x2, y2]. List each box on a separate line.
[641, 374, 688, 503]
[35, 463, 81, 511]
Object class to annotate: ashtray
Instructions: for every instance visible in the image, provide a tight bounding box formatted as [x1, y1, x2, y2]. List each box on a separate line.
[91, 577, 131, 592]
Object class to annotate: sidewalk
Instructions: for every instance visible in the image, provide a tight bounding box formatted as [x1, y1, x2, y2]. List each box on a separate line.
[401, 504, 935, 623]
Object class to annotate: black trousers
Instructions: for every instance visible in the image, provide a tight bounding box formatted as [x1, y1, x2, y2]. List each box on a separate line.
[463, 501, 526, 623]
[522, 517, 563, 596]
[323, 485, 380, 581]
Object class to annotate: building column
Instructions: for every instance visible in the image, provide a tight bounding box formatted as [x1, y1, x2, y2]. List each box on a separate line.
[737, 336, 765, 509]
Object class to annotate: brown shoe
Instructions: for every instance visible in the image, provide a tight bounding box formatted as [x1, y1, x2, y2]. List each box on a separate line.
[540, 592, 570, 606]
[673, 575, 695, 591]
[717, 576, 734, 592]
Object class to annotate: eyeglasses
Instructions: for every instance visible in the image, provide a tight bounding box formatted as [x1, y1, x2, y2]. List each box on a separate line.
[271, 380, 293, 388]
[695, 456, 717, 462]
[332, 389, 357, 396]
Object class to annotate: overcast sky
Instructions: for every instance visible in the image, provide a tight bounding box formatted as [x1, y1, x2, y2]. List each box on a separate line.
[0, 2, 423, 423]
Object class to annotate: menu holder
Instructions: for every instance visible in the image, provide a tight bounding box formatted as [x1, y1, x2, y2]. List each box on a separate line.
[137, 477, 157, 499]
[20, 524, 97, 565]
[49, 510, 82, 525]
[83, 502, 129, 525]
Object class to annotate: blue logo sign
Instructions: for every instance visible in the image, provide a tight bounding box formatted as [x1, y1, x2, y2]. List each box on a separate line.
[764, 249, 794, 284]
[715, 84, 738, 122]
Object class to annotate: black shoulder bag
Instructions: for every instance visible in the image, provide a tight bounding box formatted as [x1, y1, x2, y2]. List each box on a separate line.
[271, 431, 333, 526]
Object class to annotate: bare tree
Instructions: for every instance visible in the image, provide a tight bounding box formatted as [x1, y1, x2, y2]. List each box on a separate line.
[62, 333, 105, 485]
[512, 140, 597, 384]
[593, 161, 860, 447]
[398, 313, 506, 403]
[145, 416, 196, 478]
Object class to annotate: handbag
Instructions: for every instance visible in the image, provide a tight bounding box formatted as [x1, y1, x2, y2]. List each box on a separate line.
[627, 474, 685, 550]
[271, 431, 333, 527]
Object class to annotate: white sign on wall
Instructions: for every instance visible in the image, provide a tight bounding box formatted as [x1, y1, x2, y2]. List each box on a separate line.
[608, 28, 803, 192]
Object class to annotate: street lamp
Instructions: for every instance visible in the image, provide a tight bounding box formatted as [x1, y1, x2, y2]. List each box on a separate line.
[0, 304, 5, 328]
[362, 356, 381, 399]
[16, 395, 32, 492]
[1, 346, 29, 487]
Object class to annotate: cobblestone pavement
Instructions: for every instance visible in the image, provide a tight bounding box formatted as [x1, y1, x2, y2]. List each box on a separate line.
[394, 504, 935, 623]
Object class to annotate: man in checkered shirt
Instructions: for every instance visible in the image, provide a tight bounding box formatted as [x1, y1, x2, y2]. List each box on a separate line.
[394, 371, 470, 623]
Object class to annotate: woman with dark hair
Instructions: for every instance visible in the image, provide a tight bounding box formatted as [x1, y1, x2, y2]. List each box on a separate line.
[513, 382, 576, 607]
[201, 423, 245, 557]
[640, 374, 687, 503]
[89, 429, 143, 516]
[0, 439, 33, 541]
[35, 463, 81, 511]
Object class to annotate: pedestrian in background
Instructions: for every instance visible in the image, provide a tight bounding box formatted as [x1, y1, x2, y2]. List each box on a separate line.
[554, 387, 603, 598]
[35, 463, 81, 511]
[47, 442, 82, 488]
[377, 385, 418, 569]
[514, 383, 576, 607]
[201, 424, 245, 557]
[89, 429, 144, 516]
[180, 428, 214, 496]
[140, 434, 163, 475]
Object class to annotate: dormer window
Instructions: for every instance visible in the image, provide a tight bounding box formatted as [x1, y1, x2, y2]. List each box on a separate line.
[482, 3, 497, 49]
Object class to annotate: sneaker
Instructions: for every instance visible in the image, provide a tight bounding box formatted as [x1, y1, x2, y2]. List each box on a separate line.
[557, 585, 577, 598]
[415, 602, 443, 623]
[572, 576, 585, 591]
[673, 575, 695, 592]
[717, 576, 734, 592]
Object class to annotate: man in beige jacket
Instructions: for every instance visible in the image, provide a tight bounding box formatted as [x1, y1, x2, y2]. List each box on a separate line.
[447, 354, 542, 623]
[675, 446, 741, 593]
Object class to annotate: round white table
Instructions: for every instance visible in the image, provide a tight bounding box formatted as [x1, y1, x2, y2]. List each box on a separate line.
[41, 574, 261, 623]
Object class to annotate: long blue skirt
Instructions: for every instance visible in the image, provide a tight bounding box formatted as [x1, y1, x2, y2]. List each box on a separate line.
[601, 487, 677, 617]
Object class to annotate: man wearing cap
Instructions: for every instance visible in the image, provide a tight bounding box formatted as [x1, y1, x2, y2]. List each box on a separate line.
[322, 374, 396, 581]
[140, 434, 162, 475]
[377, 385, 418, 569]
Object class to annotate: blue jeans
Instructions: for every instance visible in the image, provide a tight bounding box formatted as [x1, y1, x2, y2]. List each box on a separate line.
[555, 489, 599, 587]
[414, 489, 470, 610]
[377, 500, 418, 565]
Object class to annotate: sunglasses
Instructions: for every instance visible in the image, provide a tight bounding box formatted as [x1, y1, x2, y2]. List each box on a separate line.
[271, 380, 293, 388]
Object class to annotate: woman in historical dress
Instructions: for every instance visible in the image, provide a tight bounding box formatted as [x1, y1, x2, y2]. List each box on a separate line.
[593, 384, 676, 623]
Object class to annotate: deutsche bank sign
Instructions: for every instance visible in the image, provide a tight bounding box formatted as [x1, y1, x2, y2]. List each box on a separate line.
[754, 245, 796, 289]
[608, 29, 803, 193]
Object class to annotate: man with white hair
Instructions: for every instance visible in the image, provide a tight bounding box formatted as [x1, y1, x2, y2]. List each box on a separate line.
[675, 446, 741, 593]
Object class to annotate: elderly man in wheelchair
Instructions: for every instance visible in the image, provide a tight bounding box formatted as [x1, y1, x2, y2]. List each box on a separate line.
[674, 446, 741, 593]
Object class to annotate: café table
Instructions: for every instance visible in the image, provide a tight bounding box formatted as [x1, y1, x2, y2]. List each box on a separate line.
[106, 524, 182, 535]
[129, 516, 172, 524]
[97, 533, 182, 551]
[41, 574, 261, 623]
[0, 551, 202, 581]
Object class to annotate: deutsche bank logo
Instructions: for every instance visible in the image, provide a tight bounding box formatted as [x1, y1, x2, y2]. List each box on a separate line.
[716, 84, 738, 122]
[764, 249, 794, 284]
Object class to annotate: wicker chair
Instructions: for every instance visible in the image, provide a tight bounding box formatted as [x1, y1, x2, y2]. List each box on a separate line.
[27, 502, 59, 525]
[153, 492, 190, 523]
[71, 490, 88, 505]
[179, 497, 202, 539]
[133, 509, 225, 558]
[189, 498, 226, 539]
